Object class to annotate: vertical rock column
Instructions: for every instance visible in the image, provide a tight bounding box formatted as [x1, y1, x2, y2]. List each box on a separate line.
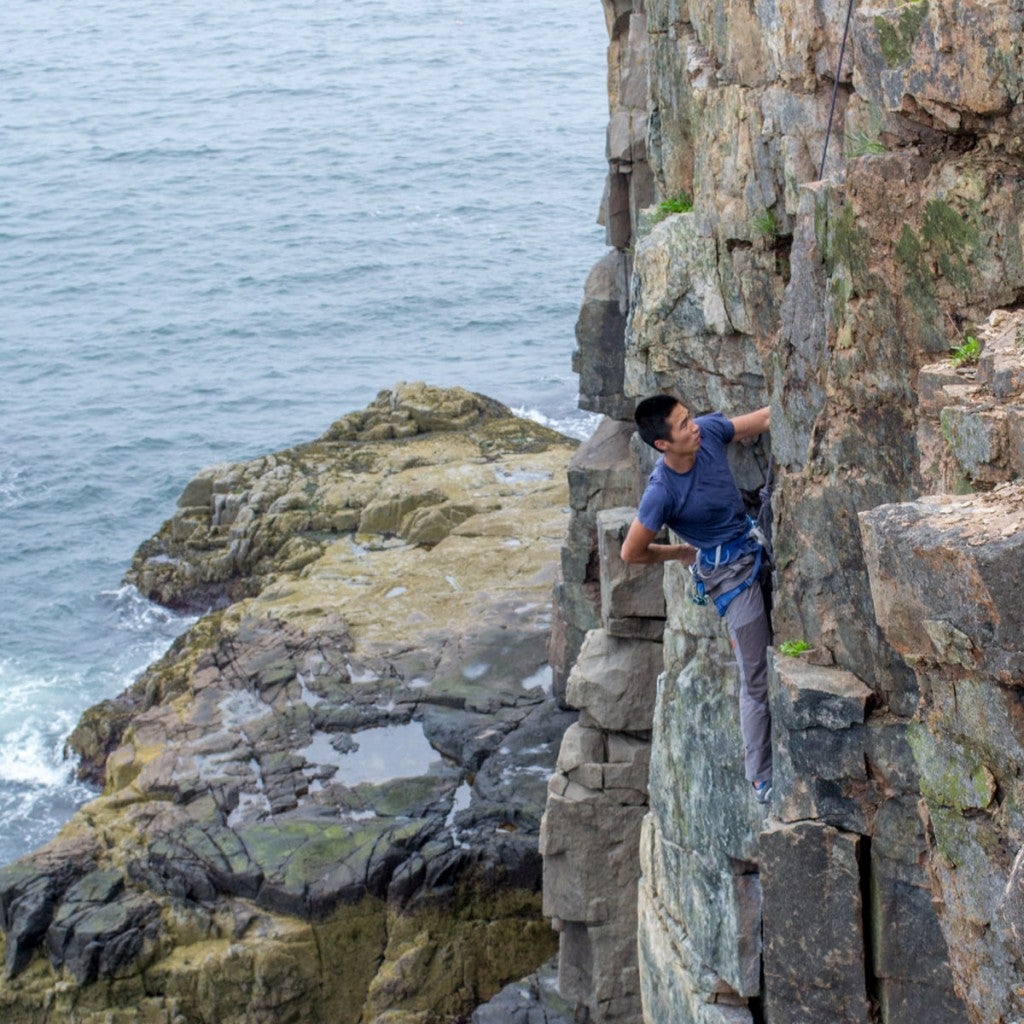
[636, 563, 763, 1024]
[861, 484, 1024, 1022]
[543, 6, 655, 1012]
[542, 509, 665, 1023]
[549, 420, 637, 697]
[555, 0, 655, 691]
[573, 0, 652, 423]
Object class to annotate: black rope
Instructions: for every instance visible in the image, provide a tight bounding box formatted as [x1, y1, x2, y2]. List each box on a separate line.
[819, 0, 858, 180]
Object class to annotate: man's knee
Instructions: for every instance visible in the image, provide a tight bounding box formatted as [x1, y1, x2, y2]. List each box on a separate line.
[730, 615, 770, 701]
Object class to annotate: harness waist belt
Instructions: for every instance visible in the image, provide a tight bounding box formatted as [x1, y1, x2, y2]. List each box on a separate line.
[696, 518, 762, 572]
[690, 518, 767, 617]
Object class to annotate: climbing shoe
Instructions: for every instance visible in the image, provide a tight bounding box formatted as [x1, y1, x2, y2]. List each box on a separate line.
[753, 779, 772, 804]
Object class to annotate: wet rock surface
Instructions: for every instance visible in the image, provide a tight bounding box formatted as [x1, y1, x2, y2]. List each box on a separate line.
[0, 385, 576, 1024]
[470, 958, 574, 1024]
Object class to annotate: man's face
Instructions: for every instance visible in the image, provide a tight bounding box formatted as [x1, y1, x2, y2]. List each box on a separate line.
[657, 403, 702, 457]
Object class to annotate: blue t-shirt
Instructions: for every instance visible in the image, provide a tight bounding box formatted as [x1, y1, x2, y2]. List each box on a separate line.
[636, 412, 748, 550]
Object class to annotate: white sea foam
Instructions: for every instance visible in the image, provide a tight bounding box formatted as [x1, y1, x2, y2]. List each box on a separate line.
[104, 583, 195, 636]
[0, 719, 75, 787]
[0, 0, 607, 867]
[513, 406, 602, 442]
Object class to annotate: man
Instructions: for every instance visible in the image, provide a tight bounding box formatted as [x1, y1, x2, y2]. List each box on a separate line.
[620, 395, 773, 803]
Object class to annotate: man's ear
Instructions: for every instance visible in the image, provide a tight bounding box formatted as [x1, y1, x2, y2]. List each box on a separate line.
[653, 439, 667, 453]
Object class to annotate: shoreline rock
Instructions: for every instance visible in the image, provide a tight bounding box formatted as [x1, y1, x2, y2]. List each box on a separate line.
[1, 383, 578, 1024]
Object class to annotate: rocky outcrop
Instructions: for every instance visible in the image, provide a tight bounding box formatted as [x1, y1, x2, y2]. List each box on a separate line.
[543, 1, 1024, 1023]
[471, 958, 574, 1024]
[542, 510, 663, 1022]
[862, 480, 1024, 1019]
[548, 418, 637, 696]
[126, 382, 549, 613]
[0, 385, 579, 1023]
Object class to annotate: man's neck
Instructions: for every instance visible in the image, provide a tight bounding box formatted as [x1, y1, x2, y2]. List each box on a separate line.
[663, 451, 696, 474]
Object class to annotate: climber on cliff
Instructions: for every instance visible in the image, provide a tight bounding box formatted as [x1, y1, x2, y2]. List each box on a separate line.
[620, 395, 773, 804]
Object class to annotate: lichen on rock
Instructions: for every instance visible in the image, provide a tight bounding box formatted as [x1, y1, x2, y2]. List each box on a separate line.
[0, 384, 576, 1023]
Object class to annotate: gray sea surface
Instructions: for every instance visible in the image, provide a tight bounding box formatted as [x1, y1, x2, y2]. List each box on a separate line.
[0, 0, 607, 865]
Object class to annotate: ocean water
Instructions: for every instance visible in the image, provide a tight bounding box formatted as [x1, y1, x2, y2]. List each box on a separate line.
[0, 0, 608, 865]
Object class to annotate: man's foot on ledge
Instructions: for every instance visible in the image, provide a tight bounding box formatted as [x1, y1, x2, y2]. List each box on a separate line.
[753, 778, 772, 804]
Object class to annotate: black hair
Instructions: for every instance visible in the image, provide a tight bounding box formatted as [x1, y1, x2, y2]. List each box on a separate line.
[634, 394, 681, 449]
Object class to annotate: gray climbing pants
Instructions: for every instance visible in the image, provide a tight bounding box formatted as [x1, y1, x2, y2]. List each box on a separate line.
[697, 552, 773, 783]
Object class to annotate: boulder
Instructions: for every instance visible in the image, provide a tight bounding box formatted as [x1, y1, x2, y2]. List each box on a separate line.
[565, 630, 662, 733]
[861, 484, 1024, 1019]
[575, 252, 631, 419]
[597, 507, 666, 635]
[769, 655, 875, 831]
[760, 823, 868, 1024]
[551, 417, 637, 696]
[471, 958, 573, 1024]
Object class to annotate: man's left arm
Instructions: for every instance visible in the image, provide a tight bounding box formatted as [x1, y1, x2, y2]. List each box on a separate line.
[730, 406, 770, 443]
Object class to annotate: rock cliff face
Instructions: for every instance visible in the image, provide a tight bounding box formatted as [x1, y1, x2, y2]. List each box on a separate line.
[544, 1, 1024, 1022]
[0, 384, 578, 1024]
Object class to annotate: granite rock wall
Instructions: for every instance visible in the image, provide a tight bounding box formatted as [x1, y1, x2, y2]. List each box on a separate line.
[544, 0, 1024, 1021]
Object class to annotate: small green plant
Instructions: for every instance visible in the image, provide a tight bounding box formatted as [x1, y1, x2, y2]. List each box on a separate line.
[778, 639, 813, 657]
[647, 191, 694, 229]
[658, 191, 693, 216]
[753, 209, 778, 240]
[949, 334, 981, 367]
[847, 129, 886, 157]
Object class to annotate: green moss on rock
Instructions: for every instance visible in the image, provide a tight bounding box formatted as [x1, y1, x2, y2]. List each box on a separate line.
[874, 2, 928, 67]
[908, 722, 995, 811]
[362, 884, 557, 1021]
[921, 199, 981, 292]
[827, 202, 876, 301]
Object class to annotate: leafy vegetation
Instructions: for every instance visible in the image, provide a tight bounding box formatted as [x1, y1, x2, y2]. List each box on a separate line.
[778, 639, 813, 657]
[648, 191, 694, 228]
[847, 130, 886, 157]
[753, 209, 778, 240]
[949, 334, 981, 367]
[658, 191, 693, 215]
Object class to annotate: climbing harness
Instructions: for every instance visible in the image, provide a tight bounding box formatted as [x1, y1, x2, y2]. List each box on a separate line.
[819, 0, 858, 180]
[689, 517, 768, 617]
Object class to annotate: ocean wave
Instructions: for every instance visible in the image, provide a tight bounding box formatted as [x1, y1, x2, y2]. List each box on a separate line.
[0, 718, 77, 788]
[0, 461, 26, 511]
[100, 583, 196, 637]
[97, 145, 223, 164]
[513, 405, 602, 442]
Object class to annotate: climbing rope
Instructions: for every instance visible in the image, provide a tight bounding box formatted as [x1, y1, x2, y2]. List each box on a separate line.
[819, 0, 858, 180]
